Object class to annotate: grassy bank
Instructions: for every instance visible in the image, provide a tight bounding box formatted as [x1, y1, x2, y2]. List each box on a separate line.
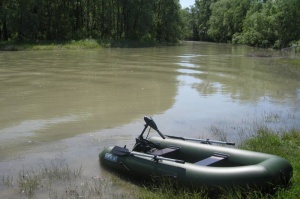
[1, 128, 299, 198]
[239, 128, 300, 198]
[0, 39, 107, 51]
[138, 128, 300, 199]
[0, 38, 175, 51]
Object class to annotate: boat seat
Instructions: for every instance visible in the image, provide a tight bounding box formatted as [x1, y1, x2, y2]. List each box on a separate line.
[149, 146, 180, 156]
[194, 153, 229, 166]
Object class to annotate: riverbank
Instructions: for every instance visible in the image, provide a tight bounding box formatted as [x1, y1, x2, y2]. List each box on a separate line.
[0, 39, 178, 51]
[0, 39, 107, 51]
[1, 37, 300, 51]
[1, 128, 299, 198]
[139, 128, 300, 198]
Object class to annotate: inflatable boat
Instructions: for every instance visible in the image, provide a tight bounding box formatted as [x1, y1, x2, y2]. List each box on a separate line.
[100, 116, 293, 190]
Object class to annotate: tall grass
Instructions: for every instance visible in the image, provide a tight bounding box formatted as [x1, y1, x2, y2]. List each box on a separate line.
[1, 160, 138, 198]
[15, 159, 82, 197]
[1, 174, 13, 187]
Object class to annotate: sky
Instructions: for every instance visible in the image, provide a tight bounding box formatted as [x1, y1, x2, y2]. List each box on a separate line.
[180, 0, 195, 8]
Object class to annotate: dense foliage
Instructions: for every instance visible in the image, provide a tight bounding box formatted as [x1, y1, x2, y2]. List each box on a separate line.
[1, 0, 300, 48]
[186, 0, 300, 48]
[0, 0, 182, 43]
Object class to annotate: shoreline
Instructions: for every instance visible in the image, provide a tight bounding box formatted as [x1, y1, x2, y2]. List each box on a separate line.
[1, 128, 299, 198]
[1, 39, 299, 52]
[0, 39, 183, 51]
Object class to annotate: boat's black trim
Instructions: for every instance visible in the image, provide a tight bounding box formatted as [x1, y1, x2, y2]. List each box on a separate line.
[111, 146, 185, 164]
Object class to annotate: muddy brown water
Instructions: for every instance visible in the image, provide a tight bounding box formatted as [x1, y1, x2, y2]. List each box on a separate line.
[0, 42, 299, 197]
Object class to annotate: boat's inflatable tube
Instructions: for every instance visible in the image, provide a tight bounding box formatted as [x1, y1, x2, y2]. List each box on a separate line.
[100, 136, 293, 190]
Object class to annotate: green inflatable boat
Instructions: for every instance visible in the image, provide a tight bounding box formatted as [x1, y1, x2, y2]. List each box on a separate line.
[100, 116, 293, 190]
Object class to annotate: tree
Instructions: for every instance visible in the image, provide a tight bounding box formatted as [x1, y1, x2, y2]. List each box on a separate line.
[154, 0, 182, 42]
[242, 0, 300, 48]
[121, 0, 155, 40]
[194, 0, 217, 41]
[208, 0, 250, 42]
[242, 1, 276, 47]
[180, 7, 195, 40]
[0, 0, 9, 40]
[275, 0, 300, 48]
[0, 0, 184, 43]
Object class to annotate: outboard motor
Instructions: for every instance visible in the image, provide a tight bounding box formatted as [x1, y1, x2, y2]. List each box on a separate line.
[132, 116, 165, 152]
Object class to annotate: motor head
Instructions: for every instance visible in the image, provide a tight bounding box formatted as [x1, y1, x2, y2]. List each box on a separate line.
[144, 116, 158, 131]
[144, 116, 165, 139]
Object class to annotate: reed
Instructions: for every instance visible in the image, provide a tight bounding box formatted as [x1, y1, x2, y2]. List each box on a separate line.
[15, 160, 82, 197]
[1, 174, 13, 187]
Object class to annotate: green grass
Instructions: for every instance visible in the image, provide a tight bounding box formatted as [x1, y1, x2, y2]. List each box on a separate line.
[1, 128, 299, 198]
[0, 39, 107, 51]
[240, 128, 300, 198]
[137, 128, 300, 199]
[0, 38, 176, 51]
[15, 160, 82, 197]
[1, 159, 137, 198]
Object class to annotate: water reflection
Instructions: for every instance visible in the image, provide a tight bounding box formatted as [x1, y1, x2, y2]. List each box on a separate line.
[0, 42, 299, 163]
[176, 45, 300, 105]
[0, 115, 81, 140]
[0, 42, 300, 198]
[177, 62, 200, 68]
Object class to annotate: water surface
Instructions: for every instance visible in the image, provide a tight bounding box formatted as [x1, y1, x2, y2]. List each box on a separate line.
[0, 42, 299, 196]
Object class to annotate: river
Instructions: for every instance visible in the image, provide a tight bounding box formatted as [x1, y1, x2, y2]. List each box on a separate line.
[0, 41, 299, 197]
